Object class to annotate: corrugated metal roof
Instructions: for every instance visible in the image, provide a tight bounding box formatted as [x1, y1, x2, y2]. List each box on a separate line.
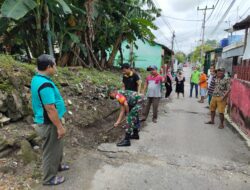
[233, 15, 250, 30]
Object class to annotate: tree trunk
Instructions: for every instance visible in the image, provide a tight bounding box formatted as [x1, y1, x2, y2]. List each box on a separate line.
[101, 50, 107, 68]
[119, 44, 123, 65]
[44, 2, 54, 57]
[107, 34, 123, 67]
[34, 2, 45, 57]
[24, 40, 32, 61]
[58, 53, 71, 66]
[129, 42, 133, 66]
[84, 32, 93, 67]
[84, 32, 102, 70]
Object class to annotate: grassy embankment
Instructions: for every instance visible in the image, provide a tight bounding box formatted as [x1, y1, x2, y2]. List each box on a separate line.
[0, 55, 148, 93]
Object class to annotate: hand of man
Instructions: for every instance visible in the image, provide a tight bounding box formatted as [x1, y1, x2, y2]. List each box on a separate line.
[114, 122, 120, 127]
[222, 92, 229, 101]
[57, 127, 66, 139]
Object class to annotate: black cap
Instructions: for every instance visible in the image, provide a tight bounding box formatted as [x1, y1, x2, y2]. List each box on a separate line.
[217, 67, 225, 72]
[37, 54, 55, 71]
[147, 65, 158, 71]
[121, 63, 131, 69]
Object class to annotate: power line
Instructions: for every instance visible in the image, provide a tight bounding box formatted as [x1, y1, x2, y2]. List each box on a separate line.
[208, 0, 227, 26]
[161, 15, 202, 22]
[206, 0, 219, 22]
[153, 0, 174, 33]
[211, 0, 237, 35]
[153, 21, 172, 44]
[240, 7, 250, 19]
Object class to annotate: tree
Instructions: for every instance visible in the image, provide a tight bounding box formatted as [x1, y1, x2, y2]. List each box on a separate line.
[190, 40, 218, 64]
[191, 44, 213, 64]
[175, 51, 186, 64]
[0, 0, 160, 68]
[0, 0, 72, 57]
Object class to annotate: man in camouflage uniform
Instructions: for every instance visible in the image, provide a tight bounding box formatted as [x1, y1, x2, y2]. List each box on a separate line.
[109, 89, 144, 147]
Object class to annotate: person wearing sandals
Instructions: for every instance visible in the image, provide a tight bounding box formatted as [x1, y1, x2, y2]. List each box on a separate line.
[206, 68, 230, 129]
[31, 54, 69, 186]
[165, 69, 173, 98]
[142, 65, 165, 123]
[198, 71, 207, 103]
[175, 71, 185, 98]
[207, 65, 216, 106]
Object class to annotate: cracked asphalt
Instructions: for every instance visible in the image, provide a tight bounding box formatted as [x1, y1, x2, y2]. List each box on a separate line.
[38, 68, 250, 190]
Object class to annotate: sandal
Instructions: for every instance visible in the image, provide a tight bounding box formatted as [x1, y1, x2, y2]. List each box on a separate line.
[58, 164, 70, 172]
[205, 121, 215, 125]
[218, 125, 224, 129]
[44, 176, 65, 186]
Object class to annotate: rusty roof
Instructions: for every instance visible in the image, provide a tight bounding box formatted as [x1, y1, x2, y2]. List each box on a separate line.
[233, 15, 250, 30]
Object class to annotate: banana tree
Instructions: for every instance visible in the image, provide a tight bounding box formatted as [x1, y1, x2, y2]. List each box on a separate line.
[0, 0, 72, 57]
[95, 0, 160, 67]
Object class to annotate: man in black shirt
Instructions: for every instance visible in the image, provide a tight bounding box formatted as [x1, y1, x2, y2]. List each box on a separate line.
[121, 63, 141, 93]
[121, 63, 141, 138]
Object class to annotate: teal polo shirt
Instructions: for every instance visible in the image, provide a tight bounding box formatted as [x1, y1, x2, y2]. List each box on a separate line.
[31, 73, 66, 124]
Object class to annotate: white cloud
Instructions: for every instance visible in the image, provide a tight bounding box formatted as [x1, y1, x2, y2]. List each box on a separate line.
[168, 0, 200, 12]
[152, 0, 250, 54]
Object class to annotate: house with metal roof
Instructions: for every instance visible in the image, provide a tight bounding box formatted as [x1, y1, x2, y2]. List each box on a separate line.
[114, 39, 173, 71]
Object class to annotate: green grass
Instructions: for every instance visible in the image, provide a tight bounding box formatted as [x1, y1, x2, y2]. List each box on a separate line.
[0, 54, 148, 92]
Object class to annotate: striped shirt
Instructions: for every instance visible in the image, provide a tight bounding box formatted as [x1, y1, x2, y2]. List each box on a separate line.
[208, 76, 216, 95]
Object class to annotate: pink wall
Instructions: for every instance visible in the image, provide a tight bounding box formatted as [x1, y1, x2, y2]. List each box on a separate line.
[229, 79, 250, 137]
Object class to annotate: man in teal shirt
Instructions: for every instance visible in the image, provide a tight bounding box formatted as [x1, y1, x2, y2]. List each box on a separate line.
[31, 54, 67, 186]
[190, 66, 200, 98]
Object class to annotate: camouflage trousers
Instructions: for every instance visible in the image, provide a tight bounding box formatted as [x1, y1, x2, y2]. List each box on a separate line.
[126, 105, 141, 134]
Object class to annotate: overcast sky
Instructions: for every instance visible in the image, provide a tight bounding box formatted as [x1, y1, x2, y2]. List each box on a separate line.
[152, 0, 250, 54]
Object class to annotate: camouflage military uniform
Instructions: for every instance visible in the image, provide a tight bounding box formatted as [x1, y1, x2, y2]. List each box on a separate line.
[116, 90, 144, 133]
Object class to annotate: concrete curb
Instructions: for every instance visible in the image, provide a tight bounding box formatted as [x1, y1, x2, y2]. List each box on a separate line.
[225, 109, 250, 148]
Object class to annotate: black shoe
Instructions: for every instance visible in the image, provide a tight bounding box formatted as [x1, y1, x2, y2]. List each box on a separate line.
[117, 133, 131, 147]
[130, 130, 139, 140]
[117, 139, 131, 146]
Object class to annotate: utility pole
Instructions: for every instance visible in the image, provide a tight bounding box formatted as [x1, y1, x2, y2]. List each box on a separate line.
[171, 31, 175, 70]
[197, 5, 214, 64]
[171, 31, 175, 51]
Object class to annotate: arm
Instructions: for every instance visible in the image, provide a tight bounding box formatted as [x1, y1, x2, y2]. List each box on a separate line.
[222, 89, 231, 101]
[122, 83, 125, 90]
[222, 80, 231, 100]
[137, 80, 142, 93]
[161, 76, 166, 83]
[143, 82, 148, 95]
[44, 105, 65, 139]
[114, 105, 125, 127]
[124, 101, 130, 114]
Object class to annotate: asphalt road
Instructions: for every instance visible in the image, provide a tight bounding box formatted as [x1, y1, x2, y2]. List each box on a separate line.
[38, 67, 250, 190]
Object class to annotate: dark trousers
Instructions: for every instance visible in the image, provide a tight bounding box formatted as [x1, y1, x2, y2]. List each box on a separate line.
[208, 94, 212, 105]
[34, 124, 63, 184]
[190, 83, 198, 98]
[143, 97, 160, 120]
[165, 85, 172, 98]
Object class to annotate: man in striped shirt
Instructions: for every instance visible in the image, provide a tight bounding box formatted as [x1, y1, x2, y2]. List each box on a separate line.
[207, 65, 216, 105]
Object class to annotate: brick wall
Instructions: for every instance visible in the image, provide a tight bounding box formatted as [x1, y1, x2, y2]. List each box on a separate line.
[228, 79, 250, 137]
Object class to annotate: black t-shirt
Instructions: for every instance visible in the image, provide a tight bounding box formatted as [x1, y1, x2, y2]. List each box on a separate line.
[123, 72, 140, 92]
